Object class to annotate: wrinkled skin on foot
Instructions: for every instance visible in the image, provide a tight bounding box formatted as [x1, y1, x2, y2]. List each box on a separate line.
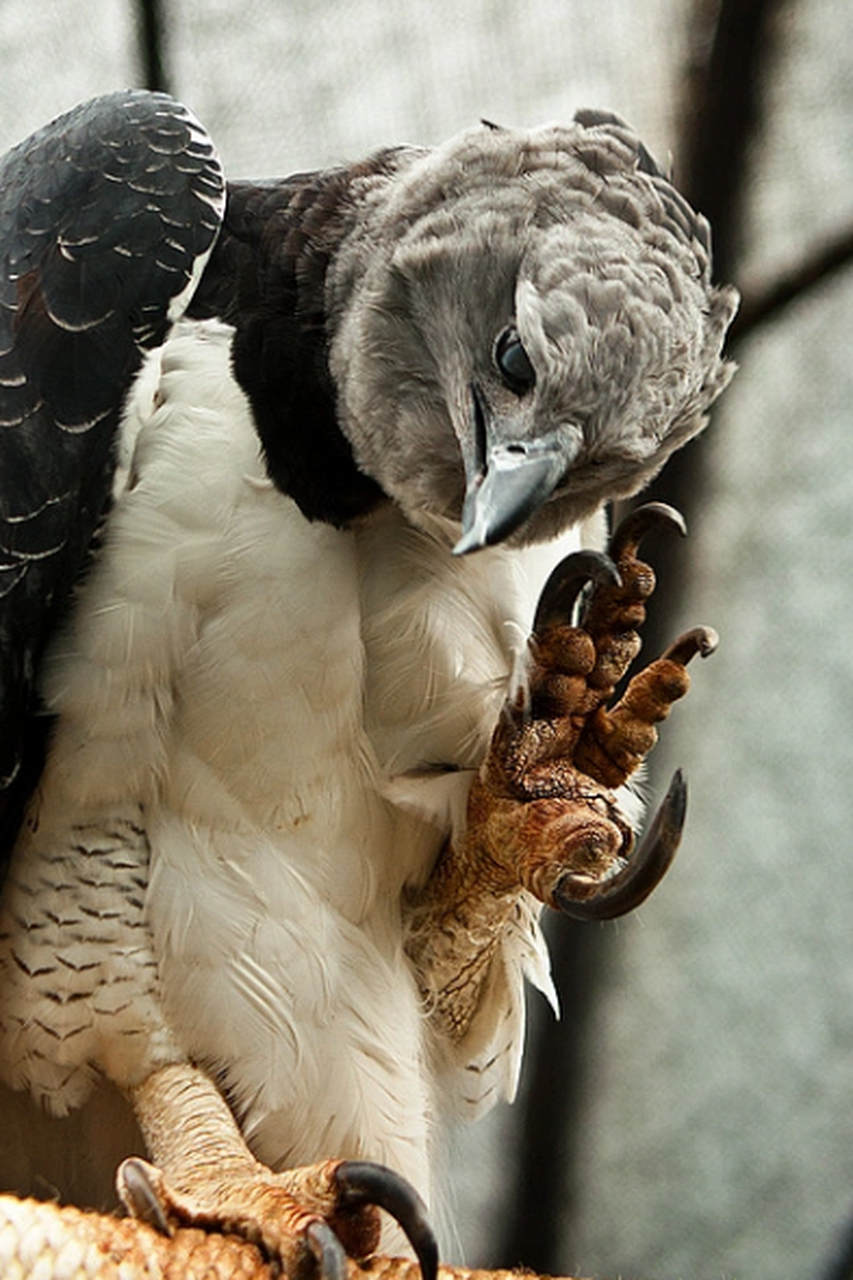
[117, 1155, 437, 1280]
[124, 1064, 438, 1280]
[406, 504, 716, 1042]
[467, 503, 717, 918]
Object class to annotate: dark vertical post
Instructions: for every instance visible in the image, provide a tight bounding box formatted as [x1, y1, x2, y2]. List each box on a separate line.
[135, 0, 171, 94]
[494, 919, 612, 1272]
[640, 0, 787, 660]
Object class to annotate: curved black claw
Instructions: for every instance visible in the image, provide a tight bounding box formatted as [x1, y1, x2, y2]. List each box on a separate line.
[533, 549, 621, 638]
[663, 625, 719, 665]
[307, 1219, 349, 1280]
[334, 1161, 439, 1280]
[553, 769, 688, 921]
[609, 501, 687, 561]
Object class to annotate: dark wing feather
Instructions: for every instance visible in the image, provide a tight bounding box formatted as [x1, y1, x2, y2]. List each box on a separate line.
[0, 90, 225, 859]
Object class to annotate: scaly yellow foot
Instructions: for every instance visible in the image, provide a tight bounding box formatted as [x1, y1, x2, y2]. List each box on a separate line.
[121, 1064, 438, 1280]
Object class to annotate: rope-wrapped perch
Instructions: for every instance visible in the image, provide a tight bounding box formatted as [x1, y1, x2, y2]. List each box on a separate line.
[0, 1193, 587, 1280]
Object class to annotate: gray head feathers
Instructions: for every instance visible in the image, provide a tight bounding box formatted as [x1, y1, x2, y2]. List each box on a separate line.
[327, 111, 738, 548]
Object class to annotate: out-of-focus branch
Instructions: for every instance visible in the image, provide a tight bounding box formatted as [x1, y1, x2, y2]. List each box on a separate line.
[680, 0, 788, 279]
[732, 224, 853, 341]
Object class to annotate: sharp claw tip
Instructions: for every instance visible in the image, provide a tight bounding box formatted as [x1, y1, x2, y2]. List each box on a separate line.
[699, 626, 720, 657]
[553, 770, 688, 922]
[666, 767, 688, 819]
[610, 501, 687, 558]
[642, 501, 688, 536]
[306, 1220, 349, 1280]
[116, 1158, 172, 1237]
[662, 625, 719, 665]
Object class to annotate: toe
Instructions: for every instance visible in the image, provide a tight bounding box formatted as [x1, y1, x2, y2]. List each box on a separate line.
[117, 1154, 439, 1280]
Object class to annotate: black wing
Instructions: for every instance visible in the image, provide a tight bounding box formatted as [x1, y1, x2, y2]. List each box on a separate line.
[0, 90, 225, 858]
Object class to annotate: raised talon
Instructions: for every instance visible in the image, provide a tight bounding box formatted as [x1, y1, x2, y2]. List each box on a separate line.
[606, 500, 687, 561]
[663, 625, 719, 664]
[554, 768, 688, 920]
[470, 502, 714, 914]
[409, 503, 716, 1045]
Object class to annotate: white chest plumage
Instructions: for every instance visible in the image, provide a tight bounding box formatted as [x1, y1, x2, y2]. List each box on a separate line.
[0, 320, 583, 1199]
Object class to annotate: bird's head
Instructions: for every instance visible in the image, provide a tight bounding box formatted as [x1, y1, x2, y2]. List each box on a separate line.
[327, 112, 738, 551]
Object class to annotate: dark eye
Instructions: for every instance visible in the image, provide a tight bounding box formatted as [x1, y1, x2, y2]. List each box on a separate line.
[495, 327, 536, 394]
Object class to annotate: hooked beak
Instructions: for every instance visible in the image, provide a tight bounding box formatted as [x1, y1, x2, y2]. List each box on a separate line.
[453, 383, 581, 555]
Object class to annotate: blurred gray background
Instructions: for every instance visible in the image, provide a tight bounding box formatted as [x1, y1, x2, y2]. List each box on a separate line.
[0, 2, 851, 1278]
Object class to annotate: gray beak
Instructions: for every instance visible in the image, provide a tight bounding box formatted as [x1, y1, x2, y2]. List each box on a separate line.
[453, 383, 582, 555]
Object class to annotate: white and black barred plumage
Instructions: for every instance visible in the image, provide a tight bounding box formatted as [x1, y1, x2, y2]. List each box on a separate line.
[0, 91, 737, 1223]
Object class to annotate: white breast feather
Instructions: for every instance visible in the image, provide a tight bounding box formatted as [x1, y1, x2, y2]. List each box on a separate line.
[0, 316, 602, 1203]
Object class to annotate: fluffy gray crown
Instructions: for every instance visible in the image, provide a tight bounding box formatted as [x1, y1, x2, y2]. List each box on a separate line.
[326, 112, 738, 544]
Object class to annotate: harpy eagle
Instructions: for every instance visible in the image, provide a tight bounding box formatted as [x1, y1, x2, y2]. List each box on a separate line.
[0, 92, 737, 1273]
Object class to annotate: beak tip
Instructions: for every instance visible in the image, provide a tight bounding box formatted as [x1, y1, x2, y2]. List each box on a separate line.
[456, 449, 567, 554]
[452, 529, 485, 556]
[456, 394, 583, 553]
